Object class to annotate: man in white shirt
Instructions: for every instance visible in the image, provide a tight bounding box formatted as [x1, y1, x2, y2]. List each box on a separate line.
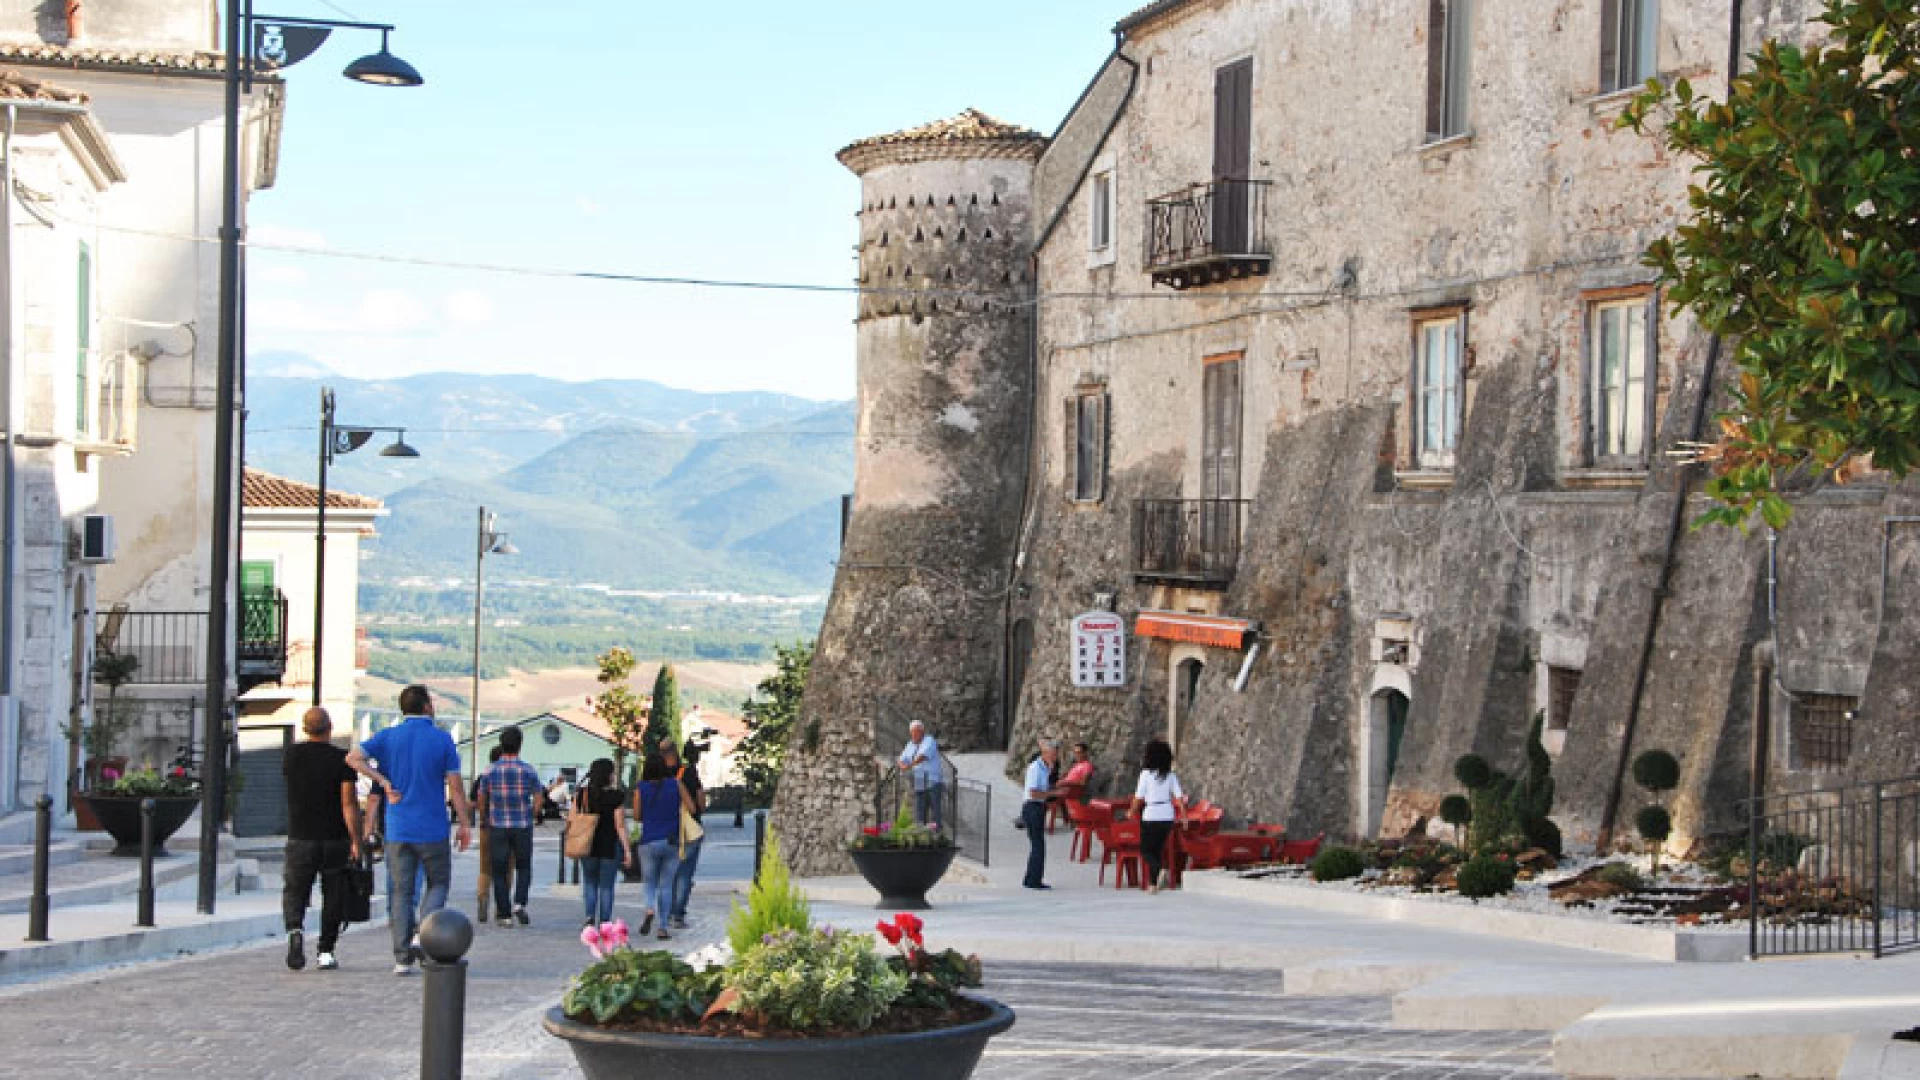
[898, 721, 945, 830]
[1021, 739, 1061, 890]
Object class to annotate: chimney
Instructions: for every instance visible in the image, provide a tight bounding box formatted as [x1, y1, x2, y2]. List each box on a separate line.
[64, 1, 83, 44]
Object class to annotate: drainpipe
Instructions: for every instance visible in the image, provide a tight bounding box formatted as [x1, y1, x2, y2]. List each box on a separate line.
[0, 104, 16, 809]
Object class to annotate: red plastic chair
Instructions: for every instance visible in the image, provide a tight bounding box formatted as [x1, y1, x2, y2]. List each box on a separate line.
[1063, 798, 1100, 863]
[1048, 782, 1085, 834]
[1101, 821, 1144, 889]
[1248, 822, 1287, 839]
[1185, 807, 1225, 838]
[1278, 832, 1325, 865]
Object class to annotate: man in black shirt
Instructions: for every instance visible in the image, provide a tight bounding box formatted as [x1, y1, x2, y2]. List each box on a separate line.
[283, 707, 363, 971]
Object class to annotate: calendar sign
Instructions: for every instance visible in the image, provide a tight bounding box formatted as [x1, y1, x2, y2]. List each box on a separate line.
[1070, 612, 1127, 688]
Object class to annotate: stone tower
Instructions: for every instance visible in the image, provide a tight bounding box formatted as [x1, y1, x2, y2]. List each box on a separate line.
[772, 110, 1045, 874]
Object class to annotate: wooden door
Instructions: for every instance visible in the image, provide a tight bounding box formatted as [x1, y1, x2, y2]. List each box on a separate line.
[1212, 59, 1253, 254]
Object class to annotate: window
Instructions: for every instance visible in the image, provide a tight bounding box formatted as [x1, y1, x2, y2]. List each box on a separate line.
[1589, 294, 1655, 464]
[1065, 388, 1107, 503]
[1547, 666, 1582, 733]
[1201, 353, 1242, 500]
[1600, 0, 1659, 94]
[1791, 693, 1857, 770]
[1089, 170, 1114, 254]
[1424, 0, 1473, 141]
[1413, 312, 1464, 468]
[75, 242, 91, 437]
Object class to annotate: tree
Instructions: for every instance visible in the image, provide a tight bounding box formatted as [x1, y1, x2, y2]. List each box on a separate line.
[648, 663, 682, 754]
[735, 640, 813, 804]
[587, 647, 647, 781]
[1622, 0, 1920, 528]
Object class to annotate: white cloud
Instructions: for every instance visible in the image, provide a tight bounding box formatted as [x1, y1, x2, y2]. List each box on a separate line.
[575, 196, 606, 217]
[356, 289, 434, 334]
[444, 289, 494, 325]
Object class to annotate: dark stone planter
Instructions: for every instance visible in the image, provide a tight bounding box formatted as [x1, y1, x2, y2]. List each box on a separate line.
[543, 995, 1013, 1080]
[76, 794, 199, 856]
[848, 846, 959, 910]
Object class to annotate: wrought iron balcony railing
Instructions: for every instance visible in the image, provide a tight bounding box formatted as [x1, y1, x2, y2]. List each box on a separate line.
[1144, 178, 1272, 290]
[1132, 498, 1248, 587]
[237, 588, 289, 685]
[89, 588, 288, 688]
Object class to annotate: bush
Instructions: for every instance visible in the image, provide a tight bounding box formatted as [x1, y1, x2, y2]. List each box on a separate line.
[1453, 754, 1493, 790]
[726, 827, 810, 955]
[1595, 861, 1645, 892]
[1635, 806, 1673, 845]
[1454, 854, 1517, 899]
[1632, 750, 1681, 793]
[562, 947, 719, 1025]
[728, 928, 907, 1030]
[1524, 816, 1564, 859]
[1438, 794, 1473, 827]
[1310, 846, 1366, 882]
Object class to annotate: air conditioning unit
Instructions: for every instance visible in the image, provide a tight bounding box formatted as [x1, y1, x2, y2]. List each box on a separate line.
[76, 514, 115, 564]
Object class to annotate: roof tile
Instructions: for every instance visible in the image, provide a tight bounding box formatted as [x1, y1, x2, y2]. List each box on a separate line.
[0, 41, 226, 74]
[838, 108, 1046, 174]
[243, 467, 383, 511]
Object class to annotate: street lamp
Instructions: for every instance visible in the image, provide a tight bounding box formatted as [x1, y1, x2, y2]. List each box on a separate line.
[314, 387, 418, 708]
[469, 507, 517, 781]
[202, 2, 422, 912]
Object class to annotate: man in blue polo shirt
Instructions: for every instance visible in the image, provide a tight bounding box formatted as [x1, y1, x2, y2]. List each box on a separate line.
[348, 685, 472, 975]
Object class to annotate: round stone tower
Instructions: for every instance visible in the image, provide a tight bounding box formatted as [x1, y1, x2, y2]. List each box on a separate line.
[773, 110, 1045, 874]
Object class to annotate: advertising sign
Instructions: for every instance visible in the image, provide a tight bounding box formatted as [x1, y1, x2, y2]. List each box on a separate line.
[1070, 611, 1127, 688]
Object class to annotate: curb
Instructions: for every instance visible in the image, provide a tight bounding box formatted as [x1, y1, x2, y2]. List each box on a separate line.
[0, 907, 285, 982]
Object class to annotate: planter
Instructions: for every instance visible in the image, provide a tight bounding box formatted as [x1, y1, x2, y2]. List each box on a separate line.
[542, 995, 1014, 1080]
[848, 846, 959, 910]
[75, 794, 199, 856]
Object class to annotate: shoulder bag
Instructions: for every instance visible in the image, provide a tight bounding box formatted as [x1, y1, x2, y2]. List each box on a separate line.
[564, 789, 600, 860]
[343, 852, 376, 924]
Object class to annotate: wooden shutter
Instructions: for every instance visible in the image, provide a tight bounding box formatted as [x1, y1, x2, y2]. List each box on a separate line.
[1599, 0, 1622, 92]
[1063, 396, 1079, 500]
[1098, 391, 1111, 503]
[1425, 0, 1448, 140]
[1202, 356, 1242, 500]
[1213, 59, 1253, 254]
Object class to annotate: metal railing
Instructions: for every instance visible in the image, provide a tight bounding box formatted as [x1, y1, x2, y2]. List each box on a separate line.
[237, 589, 289, 681]
[1133, 498, 1247, 586]
[95, 610, 205, 684]
[1145, 178, 1270, 272]
[1743, 774, 1920, 957]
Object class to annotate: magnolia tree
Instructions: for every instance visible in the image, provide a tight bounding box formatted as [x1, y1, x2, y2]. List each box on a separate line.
[588, 646, 648, 781]
[1623, 0, 1920, 528]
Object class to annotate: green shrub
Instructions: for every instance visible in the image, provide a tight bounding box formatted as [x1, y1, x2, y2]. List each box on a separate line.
[1632, 750, 1681, 793]
[728, 928, 907, 1030]
[1454, 854, 1517, 899]
[1595, 861, 1645, 892]
[1310, 846, 1366, 882]
[101, 767, 197, 798]
[726, 826, 810, 955]
[1439, 795, 1473, 827]
[1467, 770, 1516, 854]
[562, 947, 719, 1025]
[1636, 805, 1674, 873]
[1453, 754, 1493, 790]
[1506, 714, 1559, 856]
[1523, 816, 1564, 859]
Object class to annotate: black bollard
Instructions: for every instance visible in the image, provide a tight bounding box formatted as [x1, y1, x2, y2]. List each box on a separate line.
[752, 809, 766, 886]
[136, 798, 157, 928]
[556, 837, 566, 886]
[570, 856, 579, 885]
[26, 795, 51, 941]
[419, 908, 473, 1080]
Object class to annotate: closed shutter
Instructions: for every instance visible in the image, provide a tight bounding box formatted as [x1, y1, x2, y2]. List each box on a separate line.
[1063, 396, 1079, 499]
[1425, 0, 1448, 140]
[1599, 0, 1622, 91]
[1213, 59, 1254, 254]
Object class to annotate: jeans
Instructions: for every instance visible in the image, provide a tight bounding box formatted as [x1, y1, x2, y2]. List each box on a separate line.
[489, 826, 534, 916]
[387, 840, 452, 963]
[580, 856, 620, 925]
[915, 783, 946, 830]
[671, 836, 702, 920]
[1022, 800, 1048, 886]
[637, 839, 679, 923]
[282, 836, 351, 951]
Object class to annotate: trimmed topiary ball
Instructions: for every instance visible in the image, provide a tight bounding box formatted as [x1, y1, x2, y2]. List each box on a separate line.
[1454, 853, 1517, 899]
[1635, 805, 1673, 844]
[1439, 794, 1473, 827]
[1310, 846, 1367, 882]
[1632, 750, 1681, 793]
[1453, 754, 1493, 791]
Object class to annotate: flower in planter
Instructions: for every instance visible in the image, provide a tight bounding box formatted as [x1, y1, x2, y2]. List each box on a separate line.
[851, 800, 957, 851]
[100, 767, 198, 798]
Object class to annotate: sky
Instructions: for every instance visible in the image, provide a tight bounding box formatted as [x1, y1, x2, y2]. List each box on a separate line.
[246, 1, 1123, 402]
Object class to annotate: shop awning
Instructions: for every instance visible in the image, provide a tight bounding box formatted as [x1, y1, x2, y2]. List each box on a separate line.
[1133, 610, 1256, 649]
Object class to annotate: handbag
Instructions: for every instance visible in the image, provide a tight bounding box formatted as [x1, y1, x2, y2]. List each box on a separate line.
[564, 791, 599, 860]
[343, 853, 375, 924]
[679, 806, 704, 858]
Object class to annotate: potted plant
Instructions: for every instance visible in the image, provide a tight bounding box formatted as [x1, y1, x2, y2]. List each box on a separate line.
[74, 767, 200, 856]
[65, 651, 141, 829]
[543, 829, 1012, 1080]
[847, 800, 959, 910]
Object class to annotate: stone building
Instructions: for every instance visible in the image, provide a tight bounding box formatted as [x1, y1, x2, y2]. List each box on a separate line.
[781, 0, 1920, 866]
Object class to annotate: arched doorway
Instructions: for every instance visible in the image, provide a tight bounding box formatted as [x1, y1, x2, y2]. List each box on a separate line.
[1171, 656, 1204, 754]
[1365, 688, 1410, 837]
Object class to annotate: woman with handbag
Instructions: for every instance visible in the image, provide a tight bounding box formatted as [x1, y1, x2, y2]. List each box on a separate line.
[569, 758, 631, 928]
[631, 750, 693, 940]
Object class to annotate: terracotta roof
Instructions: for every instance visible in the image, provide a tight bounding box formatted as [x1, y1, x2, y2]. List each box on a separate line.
[0, 68, 87, 103]
[0, 41, 227, 76]
[243, 467, 383, 511]
[838, 108, 1047, 175]
[1114, 0, 1203, 35]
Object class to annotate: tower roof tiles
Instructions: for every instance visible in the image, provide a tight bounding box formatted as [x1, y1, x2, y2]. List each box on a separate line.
[837, 108, 1046, 175]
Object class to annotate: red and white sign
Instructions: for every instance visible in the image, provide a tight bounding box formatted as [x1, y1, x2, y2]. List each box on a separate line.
[1071, 612, 1127, 688]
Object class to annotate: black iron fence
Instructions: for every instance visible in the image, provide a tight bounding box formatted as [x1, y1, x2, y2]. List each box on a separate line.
[94, 609, 205, 684]
[1145, 178, 1270, 271]
[1133, 498, 1246, 586]
[1743, 774, 1920, 957]
[237, 589, 289, 682]
[872, 757, 989, 866]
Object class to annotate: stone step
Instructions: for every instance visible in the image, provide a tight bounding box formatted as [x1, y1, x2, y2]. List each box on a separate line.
[0, 850, 234, 915]
[0, 841, 88, 876]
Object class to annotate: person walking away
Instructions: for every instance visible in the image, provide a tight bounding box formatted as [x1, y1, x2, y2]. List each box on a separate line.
[632, 751, 692, 939]
[574, 757, 630, 928]
[479, 728, 540, 928]
[898, 721, 945, 830]
[1130, 738, 1185, 894]
[348, 685, 472, 976]
[471, 745, 503, 922]
[282, 707, 362, 971]
[665, 739, 706, 930]
[1022, 739, 1061, 889]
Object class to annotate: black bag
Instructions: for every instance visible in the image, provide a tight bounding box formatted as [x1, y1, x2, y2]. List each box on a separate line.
[344, 855, 376, 924]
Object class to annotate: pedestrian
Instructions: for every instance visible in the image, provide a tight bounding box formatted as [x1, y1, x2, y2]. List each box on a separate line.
[631, 750, 692, 939]
[574, 757, 630, 928]
[282, 707, 362, 972]
[665, 738, 706, 930]
[1130, 738, 1185, 894]
[1022, 738, 1061, 890]
[478, 727, 540, 928]
[472, 745, 503, 923]
[898, 720, 945, 830]
[1063, 742, 1095, 787]
[348, 685, 472, 976]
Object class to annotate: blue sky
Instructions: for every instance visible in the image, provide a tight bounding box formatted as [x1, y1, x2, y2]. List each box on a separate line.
[247, 1, 1121, 401]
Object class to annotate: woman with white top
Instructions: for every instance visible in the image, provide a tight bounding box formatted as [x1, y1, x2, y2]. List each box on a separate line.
[1130, 738, 1184, 894]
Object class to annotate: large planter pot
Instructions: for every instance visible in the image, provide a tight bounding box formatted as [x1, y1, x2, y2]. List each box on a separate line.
[848, 846, 959, 910]
[542, 995, 1014, 1080]
[75, 794, 199, 856]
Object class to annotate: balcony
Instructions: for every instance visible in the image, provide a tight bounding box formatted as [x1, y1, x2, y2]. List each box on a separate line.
[88, 589, 288, 690]
[1144, 179, 1271, 290]
[1132, 498, 1247, 588]
[237, 589, 289, 688]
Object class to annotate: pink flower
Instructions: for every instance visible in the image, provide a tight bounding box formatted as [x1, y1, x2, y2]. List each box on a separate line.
[580, 924, 604, 958]
[603, 919, 630, 950]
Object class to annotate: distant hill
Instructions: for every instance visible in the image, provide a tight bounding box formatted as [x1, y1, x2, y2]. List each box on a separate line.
[245, 364, 853, 594]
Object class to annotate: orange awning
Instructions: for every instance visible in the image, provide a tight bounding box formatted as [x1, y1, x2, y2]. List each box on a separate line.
[1134, 611, 1255, 649]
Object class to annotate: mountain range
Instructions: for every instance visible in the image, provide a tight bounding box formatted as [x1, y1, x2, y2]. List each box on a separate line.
[244, 355, 854, 594]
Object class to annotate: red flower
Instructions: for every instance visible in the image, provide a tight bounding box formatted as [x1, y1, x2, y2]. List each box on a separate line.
[893, 912, 924, 945]
[876, 920, 903, 945]
[862, 826, 883, 837]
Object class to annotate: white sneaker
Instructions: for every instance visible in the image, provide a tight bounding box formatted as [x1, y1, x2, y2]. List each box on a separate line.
[317, 952, 338, 971]
[393, 960, 416, 976]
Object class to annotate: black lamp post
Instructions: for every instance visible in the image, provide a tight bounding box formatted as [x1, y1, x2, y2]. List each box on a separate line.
[201, 2, 422, 913]
[313, 387, 417, 708]
[468, 508, 517, 782]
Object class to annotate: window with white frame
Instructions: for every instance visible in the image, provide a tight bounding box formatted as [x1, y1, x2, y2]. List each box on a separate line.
[1090, 171, 1114, 253]
[1424, 0, 1473, 142]
[1600, 0, 1659, 94]
[1414, 312, 1464, 468]
[1588, 293, 1655, 465]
